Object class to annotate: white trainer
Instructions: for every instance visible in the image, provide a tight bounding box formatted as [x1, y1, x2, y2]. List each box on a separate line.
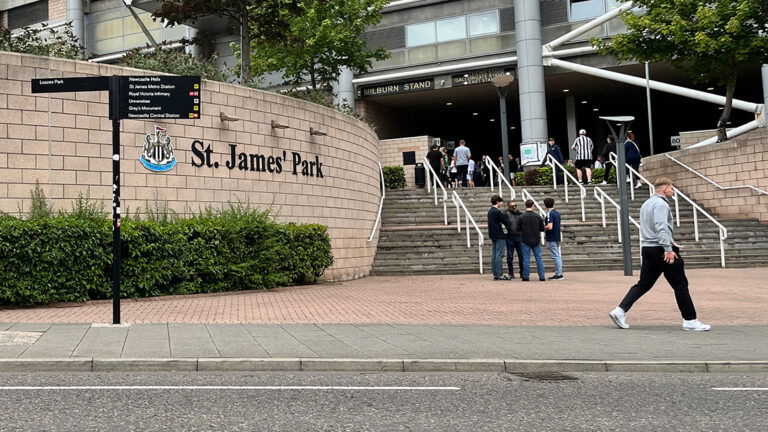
[682, 319, 711, 331]
[609, 307, 629, 329]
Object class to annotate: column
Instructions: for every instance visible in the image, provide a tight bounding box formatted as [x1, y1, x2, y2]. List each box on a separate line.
[566, 94, 577, 160]
[67, 0, 85, 56]
[514, 0, 548, 145]
[333, 67, 355, 111]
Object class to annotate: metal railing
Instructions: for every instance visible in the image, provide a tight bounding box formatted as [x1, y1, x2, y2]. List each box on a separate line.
[665, 153, 768, 196]
[593, 186, 642, 244]
[423, 157, 449, 225]
[483, 156, 516, 201]
[610, 151, 681, 226]
[368, 162, 385, 242]
[609, 151, 655, 202]
[544, 154, 586, 221]
[451, 190, 484, 274]
[520, 189, 547, 245]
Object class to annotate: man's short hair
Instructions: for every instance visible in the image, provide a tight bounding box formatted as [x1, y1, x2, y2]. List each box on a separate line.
[431, 144, 438, 149]
[491, 195, 503, 205]
[654, 177, 674, 189]
[525, 199, 535, 209]
[543, 198, 554, 209]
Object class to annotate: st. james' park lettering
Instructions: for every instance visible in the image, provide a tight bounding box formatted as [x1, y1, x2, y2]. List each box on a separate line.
[190, 140, 325, 178]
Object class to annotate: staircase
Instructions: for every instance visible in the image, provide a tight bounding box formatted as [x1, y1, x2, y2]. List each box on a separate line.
[371, 184, 768, 275]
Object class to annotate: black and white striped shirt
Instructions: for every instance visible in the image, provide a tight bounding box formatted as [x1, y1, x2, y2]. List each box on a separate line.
[571, 135, 594, 160]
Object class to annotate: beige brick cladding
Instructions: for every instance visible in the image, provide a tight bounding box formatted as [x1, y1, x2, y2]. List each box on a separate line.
[642, 128, 768, 223]
[379, 136, 431, 189]
[0, 52, 381, 281]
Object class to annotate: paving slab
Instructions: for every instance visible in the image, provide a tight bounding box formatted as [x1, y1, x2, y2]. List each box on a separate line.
[19, 324, 89, 359]
[121, 324, 170, 358]
[71, 325, 128, 358]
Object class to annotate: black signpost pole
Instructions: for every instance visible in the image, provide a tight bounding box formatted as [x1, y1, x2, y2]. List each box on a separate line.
[109, 75, 121, 324]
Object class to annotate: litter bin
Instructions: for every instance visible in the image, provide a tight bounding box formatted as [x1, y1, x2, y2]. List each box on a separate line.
[414, 163, 425, 187]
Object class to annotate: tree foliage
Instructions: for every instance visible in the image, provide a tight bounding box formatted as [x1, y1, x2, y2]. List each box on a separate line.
[0, 22, 84, 59]
[593, 0, 768, 139]
[152, 0, 258, 84]
[119, 47, 233, 82]
[249, 0, 389, 89]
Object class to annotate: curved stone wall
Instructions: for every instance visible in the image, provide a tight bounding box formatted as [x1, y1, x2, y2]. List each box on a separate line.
[0, 52, 381, 281]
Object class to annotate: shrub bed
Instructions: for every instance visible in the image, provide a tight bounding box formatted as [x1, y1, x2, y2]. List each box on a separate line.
[0, 205, 333, 306]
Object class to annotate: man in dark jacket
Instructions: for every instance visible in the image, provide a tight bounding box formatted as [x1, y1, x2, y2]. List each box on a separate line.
[502, 201, 524, 279]
[487, 195, 509, 280]
[426, 144, 443, 182]
[516, 199, 546, 281]
[544, 137, 565, 184]
[601, 136, 616, 184]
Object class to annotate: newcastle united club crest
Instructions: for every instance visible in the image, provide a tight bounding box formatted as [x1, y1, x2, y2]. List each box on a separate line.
[140, 126, 176, 172]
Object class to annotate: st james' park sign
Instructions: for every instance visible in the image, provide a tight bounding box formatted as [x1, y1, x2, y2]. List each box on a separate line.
[190, 140, 325, 178]
[141, 126, 325, 178]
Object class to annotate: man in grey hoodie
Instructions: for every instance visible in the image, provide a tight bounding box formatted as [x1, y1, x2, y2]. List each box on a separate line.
[609, 177, 711, 331]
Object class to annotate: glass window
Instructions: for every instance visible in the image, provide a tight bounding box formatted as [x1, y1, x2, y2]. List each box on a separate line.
[406, 22, 436, 47]
[436, 16, 466, 42]
[468, 11, 499, 37]
[570, 0, 605, 21]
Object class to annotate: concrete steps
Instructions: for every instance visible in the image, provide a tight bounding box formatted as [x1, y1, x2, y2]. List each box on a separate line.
[371, 185, 768, 275]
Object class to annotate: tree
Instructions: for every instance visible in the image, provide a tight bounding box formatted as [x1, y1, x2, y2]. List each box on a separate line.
[249, 0, 389, 90]
[593, 0, 768, 141]
[0, 22, 83, 59]
[152, 0, 255, 84]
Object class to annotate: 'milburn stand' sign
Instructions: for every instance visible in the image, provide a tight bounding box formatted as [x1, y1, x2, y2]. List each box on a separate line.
[32, 75, 201, 324]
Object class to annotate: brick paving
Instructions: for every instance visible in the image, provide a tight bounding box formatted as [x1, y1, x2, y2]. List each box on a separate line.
[1, 268, 765, 326]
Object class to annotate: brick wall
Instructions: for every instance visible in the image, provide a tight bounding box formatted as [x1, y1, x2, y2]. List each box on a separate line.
[379, 136, 432, 189]
[49, 0, 66, 20]
[642, 128, 768, 223]
[0, 52, 382, 281]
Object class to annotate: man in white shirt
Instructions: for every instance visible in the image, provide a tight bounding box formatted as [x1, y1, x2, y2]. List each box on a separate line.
[571, 129, 594, 184]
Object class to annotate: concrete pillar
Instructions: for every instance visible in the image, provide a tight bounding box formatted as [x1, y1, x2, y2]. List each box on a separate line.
[763, 65, 768, 132]
[186, 27, 203, 57]
[513, 0, 548, 146]
[333, 67, 355, 111]
[67, 0, 85, 56]
[565, 95, 577, 160]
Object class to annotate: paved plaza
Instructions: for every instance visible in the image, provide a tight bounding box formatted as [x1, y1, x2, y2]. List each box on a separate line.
[1, 268, 766, 372]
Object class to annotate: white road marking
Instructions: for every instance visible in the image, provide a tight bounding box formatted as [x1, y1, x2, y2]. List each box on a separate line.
[0, 386, 461, 391]
[711, 388, 768, 391]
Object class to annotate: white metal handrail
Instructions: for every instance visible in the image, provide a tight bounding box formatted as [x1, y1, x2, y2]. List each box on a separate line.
[368, 162, 385, 242]
[520, 189, 548, 245]
[423, 157, 449, 225]
[483, 156, 516, 201]
[672, 188, 728, 268]
[609, 151, 655, 202]
[665, 153, 768, 196]
[450, 190, 484, 274]
[544, 154, 586, 221]
[593, 186, 642, 244]
[610, 150, 683, 226]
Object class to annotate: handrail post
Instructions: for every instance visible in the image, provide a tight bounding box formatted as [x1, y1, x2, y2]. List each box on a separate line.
[693, 209, 699, 241]
[720, 230, 726, 268]
[466, 211, 470, 247]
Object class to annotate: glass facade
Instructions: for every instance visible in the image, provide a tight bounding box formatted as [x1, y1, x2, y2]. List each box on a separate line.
[405, 10, 500, 48]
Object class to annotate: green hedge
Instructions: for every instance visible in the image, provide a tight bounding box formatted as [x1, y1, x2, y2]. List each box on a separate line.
[515, 165, 616, 185]
[0, 206, 333, 306]
[382, 166, 406, 190]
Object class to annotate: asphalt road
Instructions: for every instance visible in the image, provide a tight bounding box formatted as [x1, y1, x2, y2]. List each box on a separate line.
[0, 372, 766, 431]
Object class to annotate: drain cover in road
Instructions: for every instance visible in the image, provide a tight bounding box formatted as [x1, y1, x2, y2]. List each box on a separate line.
[512, 372, 577, 381]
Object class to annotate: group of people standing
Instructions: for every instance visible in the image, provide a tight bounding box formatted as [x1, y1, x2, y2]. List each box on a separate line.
[544, 129, 643, 187]
[487, 196, 564, 282]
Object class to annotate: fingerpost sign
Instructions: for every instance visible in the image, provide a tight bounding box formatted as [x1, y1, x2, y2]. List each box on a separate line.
[31, 75, 201, 324]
